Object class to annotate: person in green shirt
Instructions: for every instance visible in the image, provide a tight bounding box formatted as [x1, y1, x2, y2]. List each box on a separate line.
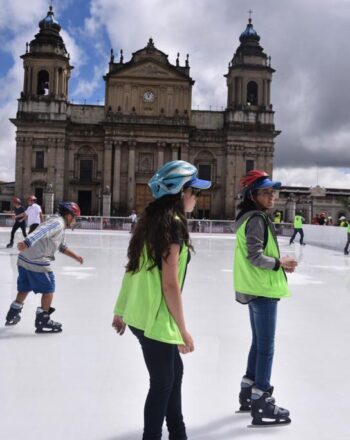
[112, 160, 211, 440]
[289, 211, 306, 245]
[339, 216, 348, 227]
[234, 169, 297, 427]
[344, 223, 350, 255]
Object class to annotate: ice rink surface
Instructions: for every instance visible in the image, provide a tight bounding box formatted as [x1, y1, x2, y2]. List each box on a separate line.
[1, 228, 350, 440]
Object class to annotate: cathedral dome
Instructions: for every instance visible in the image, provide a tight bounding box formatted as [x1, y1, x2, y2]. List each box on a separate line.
[239, 19, 260, 43]
[39, 6, 61, 32]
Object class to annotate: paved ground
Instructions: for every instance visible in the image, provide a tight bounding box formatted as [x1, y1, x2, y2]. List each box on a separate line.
[1, 228, 349, 440]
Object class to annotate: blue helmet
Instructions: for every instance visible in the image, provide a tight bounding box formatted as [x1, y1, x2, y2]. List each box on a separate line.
[148, 160, 211, 199]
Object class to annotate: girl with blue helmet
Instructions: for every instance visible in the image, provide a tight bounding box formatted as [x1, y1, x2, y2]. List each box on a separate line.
[112, 160, 211, 440]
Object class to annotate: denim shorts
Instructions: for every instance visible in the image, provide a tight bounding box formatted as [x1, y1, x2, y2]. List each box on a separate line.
[17, 266, 55, 294]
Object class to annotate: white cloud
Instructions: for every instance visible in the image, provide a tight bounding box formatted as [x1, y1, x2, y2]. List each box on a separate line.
[274, 167, 350, 189]
[72, 65, 105, 100]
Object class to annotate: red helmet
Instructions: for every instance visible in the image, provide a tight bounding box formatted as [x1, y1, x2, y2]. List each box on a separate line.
[27, 195, 37, 202]
[58, 202, 81, 217]
[240, 170, 269, 190]
[12, 197, 21, 204]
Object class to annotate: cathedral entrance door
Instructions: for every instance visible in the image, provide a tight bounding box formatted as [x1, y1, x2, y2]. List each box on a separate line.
[196, 194, 211, 219]
[135, 184, 153, 214]
[78, 190, 92, 215]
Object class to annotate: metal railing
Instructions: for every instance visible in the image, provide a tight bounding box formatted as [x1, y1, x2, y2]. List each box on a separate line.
[0, 213, 296, 236]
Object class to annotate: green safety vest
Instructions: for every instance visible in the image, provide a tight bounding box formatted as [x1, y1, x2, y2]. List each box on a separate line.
[114, 244, 188, 344]
[274, 213, 281, 224]
[347, 225, 350, 234]
[294, 215, 303, 228]
[234, 213, 291, 298]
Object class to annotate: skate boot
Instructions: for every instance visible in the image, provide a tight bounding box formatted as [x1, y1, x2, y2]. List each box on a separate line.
[237, 377, 254, 413]
[237, 376, 274, 413]
[35, 307, 62, 333]
[249, 387, 291, 427]
[345, 249, 349, 255]
[6, 241, 14, 248]
[5, 301, 23, 326]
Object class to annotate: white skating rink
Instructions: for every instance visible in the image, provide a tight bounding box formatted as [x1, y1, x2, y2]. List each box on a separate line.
[1, 228, 350, 440]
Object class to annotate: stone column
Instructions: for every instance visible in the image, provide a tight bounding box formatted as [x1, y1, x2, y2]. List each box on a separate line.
[181, 142, 189, 161]
[267, 80, 271, 106]
[29, 67, 33, 95]
[171, 143, 178, 161]
[22, 136, 33, 198]
[43, 184, 54, 215]
[127, 141, 136, 211]
[15, 137, 24, 198]
[239, 77, 244, 105]
[157, 142, 165, 168]
[47, 139, 55, 187]
[286, 196, 296, 223]
[102, 186, 111, 216]
[225, 144, 236, 218]
[103, 139, 113, 191]
[112, 141, 122, 213]
[54, 137, 65, 202]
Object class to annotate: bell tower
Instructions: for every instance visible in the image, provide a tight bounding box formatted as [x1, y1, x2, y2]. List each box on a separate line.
[12, 6, 73, 207]
[225, 17, 275, 127]
[223, 16, 280, 218]
[18, 6, 73, 118]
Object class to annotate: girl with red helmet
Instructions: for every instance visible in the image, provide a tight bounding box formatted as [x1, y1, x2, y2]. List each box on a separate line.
[234, 170, 297, 427]
[5, 201, 83, 333]
[6, 197, 27, 248]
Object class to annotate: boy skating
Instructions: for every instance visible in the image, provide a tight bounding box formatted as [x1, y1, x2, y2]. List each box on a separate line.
[5, 202, 83, 333]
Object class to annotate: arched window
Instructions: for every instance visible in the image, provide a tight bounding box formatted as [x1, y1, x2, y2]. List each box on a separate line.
[37, 70, 49, 96]
[247, 81, 258, 105]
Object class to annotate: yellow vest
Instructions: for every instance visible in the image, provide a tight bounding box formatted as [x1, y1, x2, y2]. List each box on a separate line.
[234, 213, 291, 298]
[114, 245, 188, 344]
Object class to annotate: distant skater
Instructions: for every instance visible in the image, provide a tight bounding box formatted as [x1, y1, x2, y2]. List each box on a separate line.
[6, 198, 27, 248]
[234, 170, 297, 427]
[112, 160, 211, 440]
[25, 195, 43, 234]
[344, 223, 350, 255]
[5, 202, 83, 333]
[129, 209, 137, 233]
[289, 211, 306, 245]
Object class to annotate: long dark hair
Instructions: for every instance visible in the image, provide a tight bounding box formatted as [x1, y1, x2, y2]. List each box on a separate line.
[236, 192, 260, 220]
[126, 193, 192, 273]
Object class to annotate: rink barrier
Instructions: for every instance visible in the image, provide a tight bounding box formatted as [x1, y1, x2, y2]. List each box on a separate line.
[0, 213, 295, 236]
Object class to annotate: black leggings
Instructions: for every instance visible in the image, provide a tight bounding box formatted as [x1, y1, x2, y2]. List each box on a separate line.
[290, 228, 304, 244]
[10, 222, 27, 242]
[129, 326, 187, 440]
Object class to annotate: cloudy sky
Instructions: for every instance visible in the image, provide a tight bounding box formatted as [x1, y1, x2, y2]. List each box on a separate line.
[1, 0, 350, 187]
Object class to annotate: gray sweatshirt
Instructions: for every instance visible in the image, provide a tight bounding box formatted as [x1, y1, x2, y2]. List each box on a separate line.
[18, 215, 67, 273]
[234, 211, 281, 304]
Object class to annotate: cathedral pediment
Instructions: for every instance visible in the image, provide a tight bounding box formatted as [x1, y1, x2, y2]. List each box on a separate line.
[109, 60, 189, 82]
[105, 38, 193, 84]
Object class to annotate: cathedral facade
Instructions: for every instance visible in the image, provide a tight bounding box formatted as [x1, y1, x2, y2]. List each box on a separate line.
[12, 7, 279, 218]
